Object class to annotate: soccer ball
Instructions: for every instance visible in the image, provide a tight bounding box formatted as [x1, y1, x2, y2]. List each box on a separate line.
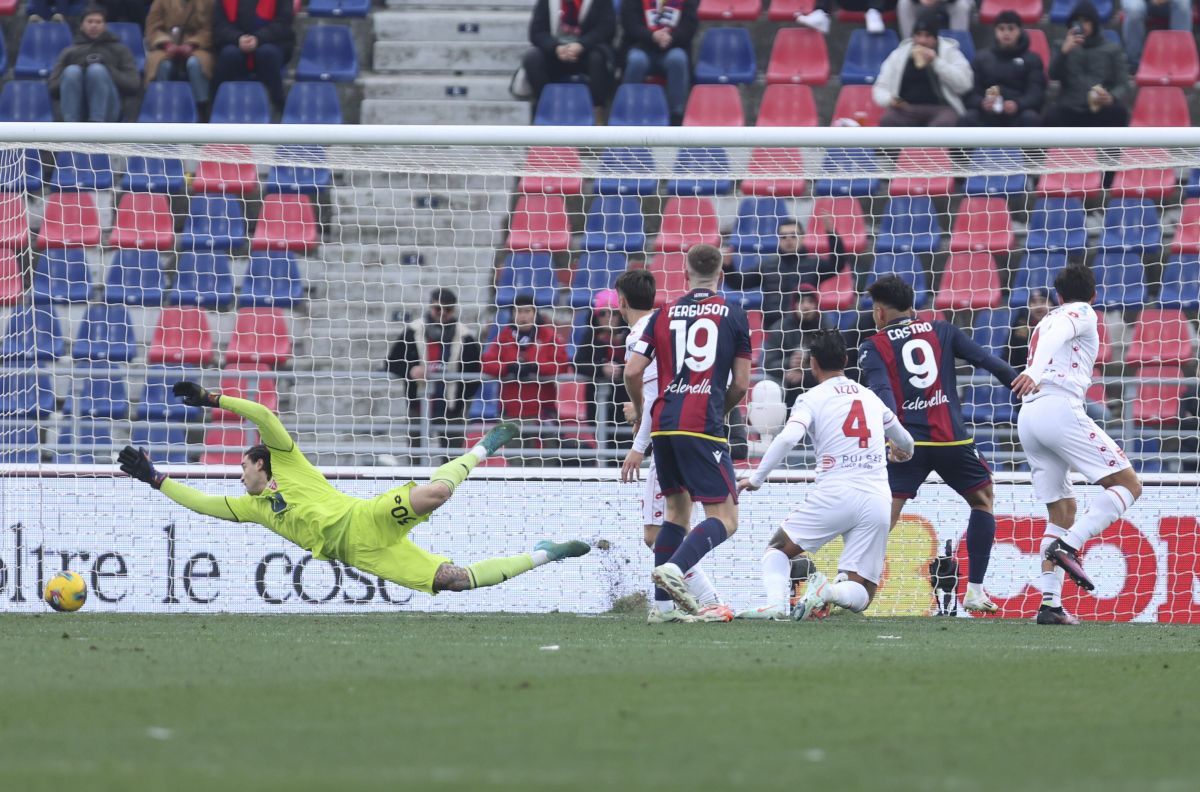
[44, 571, 87, 612]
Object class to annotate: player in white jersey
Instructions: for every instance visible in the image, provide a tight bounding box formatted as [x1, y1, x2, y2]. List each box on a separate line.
[614, 270, 731, 624]
[1011, 263, 1143, 625]
[736, 330, 916, 621]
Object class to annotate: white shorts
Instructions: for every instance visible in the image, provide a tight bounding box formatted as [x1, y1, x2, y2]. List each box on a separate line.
[779, 484, 891, 584]
[1017, 394, 1132, 504]
[641, 456, 666, 527]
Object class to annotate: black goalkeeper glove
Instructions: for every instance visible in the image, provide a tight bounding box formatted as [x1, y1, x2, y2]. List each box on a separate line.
[118, 445, 166, 490]
[173, 381, 221, 408]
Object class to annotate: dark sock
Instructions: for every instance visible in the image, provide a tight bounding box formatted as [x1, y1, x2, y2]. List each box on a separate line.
[653, 521, 686, 602]
[966, 509, 996, 585]
[668, 517, 728, 574]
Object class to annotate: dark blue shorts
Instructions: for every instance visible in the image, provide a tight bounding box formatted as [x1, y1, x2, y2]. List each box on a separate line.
[888, 443, 992, 500]
[652, 434, 739, 505]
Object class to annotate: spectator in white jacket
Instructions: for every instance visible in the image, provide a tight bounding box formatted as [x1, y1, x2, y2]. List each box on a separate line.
[872, 10, 973, 127]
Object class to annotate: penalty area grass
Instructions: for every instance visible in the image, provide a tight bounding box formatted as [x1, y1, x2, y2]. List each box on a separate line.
[1, 613, 1198, 792]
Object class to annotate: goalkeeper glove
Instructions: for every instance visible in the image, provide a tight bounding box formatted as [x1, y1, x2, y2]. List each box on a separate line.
[173, 381, 221, 408]
[118, 446, 166, 489]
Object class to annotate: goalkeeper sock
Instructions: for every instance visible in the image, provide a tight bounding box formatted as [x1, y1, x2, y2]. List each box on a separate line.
[761, 547, 791, 609]
[826, 580, 870, 613]
[1039, 534, 1065, 607]
[653, 521, 686, 605]
[1064, 485, 1137, 550]
[466, 554, 536, 589]
[965, 509, 996, 585]
[683, 563, 720, 607]
[667, 517, 728, 574]
[429, 451, 479, 495]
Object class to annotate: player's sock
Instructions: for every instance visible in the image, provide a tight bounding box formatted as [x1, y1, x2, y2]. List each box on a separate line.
[683, 563, 720, 607]
[965, 509, 996, 585]
[1039, 534, 1065, 607]
[1064, 485, 1137, 550]
[966, 581, 985, 598]
[653, 521, 686, 606]
[667, 518, 728, 573]
[466, 554, 535, 588]
[429, 451, 479, 495]
[825, 580, 870, 613]
[761, 547, 791, 610]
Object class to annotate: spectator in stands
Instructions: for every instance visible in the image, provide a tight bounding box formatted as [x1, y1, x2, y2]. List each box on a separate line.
[1045, 1, 1131, 127]
[763, 285, 836, 407]
[795, 0, 899, 35]
[621, 0, 699, 126]
[481, 293, 571, 422]
[752, 218, 837, 330]
[213, 0, 295, 111]
[521, 0, 615, 120]
[1121, 0, 1193, 73]
[1005, 288, 1051, 369]
[49, 7, 141, 123]
[386, 288, 483, 433]
[145, 0, 215, 119]
[28, 0, 79, 22]
[572, 289, 630, 444]
[961, 11, 1046, 126]
[898, 0, 971, 39]
[873, 10, 973, 127]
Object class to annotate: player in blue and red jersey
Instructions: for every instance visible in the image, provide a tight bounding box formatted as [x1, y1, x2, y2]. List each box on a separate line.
[858, 276, 1019, 613]
[624, 244, 752, 614]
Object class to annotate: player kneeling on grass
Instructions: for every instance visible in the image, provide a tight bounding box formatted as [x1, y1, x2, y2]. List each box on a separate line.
[736, 331, 915, 621]
[118, 383, 590, 595]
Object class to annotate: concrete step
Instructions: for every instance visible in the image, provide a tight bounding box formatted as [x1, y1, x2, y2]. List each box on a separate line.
[344, 171, 514, 192]
[373, 40, 527, 74]
[361, 98, 530, 125]
[373, 10, 528, 42]
[358, 74, 515, 102]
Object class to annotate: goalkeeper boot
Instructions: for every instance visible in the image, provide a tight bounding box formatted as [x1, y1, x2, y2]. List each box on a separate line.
[480, 421, 521, 456]
[735, 603, 788, 621]
[963, 588, 999, 613]
[534, 540, 591, 562]
[1036, 605, 1081, 625]
[694, 603, 735, 623]
[791, 571, 831, 622]
[1044, 538, 1095, 591]
[652, 563, 699, 615]
[647, 607, 695, 624]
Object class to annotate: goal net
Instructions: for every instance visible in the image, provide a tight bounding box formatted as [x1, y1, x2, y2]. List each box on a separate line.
[0, 123, 1197, 621]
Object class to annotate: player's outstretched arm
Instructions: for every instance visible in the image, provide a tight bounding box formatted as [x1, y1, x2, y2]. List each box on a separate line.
[740, 412, 810, 492]
[118, 446, 242, 522]
[174, 381, 295, 452]
[949, 325, 1019, 388]
[623, 352, 650, 423]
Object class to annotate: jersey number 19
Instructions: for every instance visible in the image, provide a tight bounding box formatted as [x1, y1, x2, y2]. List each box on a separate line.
[669, 318, 718, 374]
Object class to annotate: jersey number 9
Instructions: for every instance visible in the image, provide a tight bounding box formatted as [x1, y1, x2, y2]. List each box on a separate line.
[669, 318, 718, 374]
[901, 338, 939, 388]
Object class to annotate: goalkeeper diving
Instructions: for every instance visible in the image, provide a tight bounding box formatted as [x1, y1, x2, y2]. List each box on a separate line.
[118, 383, 590, 594]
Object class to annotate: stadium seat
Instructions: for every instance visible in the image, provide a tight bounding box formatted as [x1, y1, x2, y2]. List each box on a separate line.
[36, 192, 101, 249]
[0, 80, 53, 122]
[729, 197, 791, 254]
[811, 147, 880, 198]
[1024, 28, 1050, 77]
[694, 27, 757, 85]
[0, 368, 55, 419]
[1136, 31, 1200, 87]
[496, 251, 557, 307]
[138, 81, 198, 123]
[64, 365, 130, 420]
[767, 0, 816, 20]
[839, 29, 898, 86]
[2, 304, 64, 362]
[806, 196, 868, 255]
[1159, 255, 1200, 310]
[569, 252, 627, 309]
[308, 0, 371, 16]
[979, 0, 1041, 24]
[647, 252, 692, 303]
[1126, 309, 1195, 366]
[582, 196, 645, 253]
[816, 265, 857, 311]
[741, 147, 809, 197]
[1169, 199, 1200, 254]
[13, 21, 70, 79]
[756, 83, 818, 128]
[534, 83, 594, 126]
[210, 81, 272, 124]
[55, 417, 115, 464]
[654, 197, 720, 253]
[130, 422, 189, 464]
[146, 306, 215, 366]
[122, 156, 187, 193]
[202, 427, 255, 465]
[107, 22, 145, 72]
[875, 196, 941, 255]
[961, 383, 1016, 425]
[940, 29, 974, 62]
[1100, 198, 1161, 253]
[935, 253, 1002, 311]
[135, 366, 204, 422]
[0, 249, 22, 305]
[251, 194, 319, 252]
[71, 303, 137, 363]
[169, 252, 236, 309]
[1130, 86, 1190, 127]
[264, 146, 334, 195]
[103, 250, 166, 306]
[0, 149, 44, 193]
[518, 147, 583, 195]
[0, 421, 39, 464]
[767, 28, 829, 85]
[506, 194, 570, 251]
[698, 0, 760, 20]
[1009, 252, 1067, 308]
[178, 195, 247, 252]
[1049, 0, 1112, 22]
[49, 151, 113, 191]
[1132, 366, 1183, 426]
[282, 82, 343, 124]
[889, 148, 954, 197]
[971, 307, 1012, 358]
[192, 145, 260, 194]
[594, 146, 658, 196]
[224, 308, 293, 368]
[949, 196, 1013, 253]
[681, 84, 745, 126]
[238, 251, 304, 308]
[296, 24, 359, 82]
[608, 83, 669, 126]
[963, 148, 1027, 197]
[1025, 198, 1087, 255]
[109, 192, 174, 251]
[830, 84, 884, 126]
[1092, 252, 1147, 310]
[865, 253, 930, 308]
[666, 146, 734, 196]
[31, 248, 92, 304]
[1110, 148, 1178, 201]
[0, 192, 29, 248]
[1035, 149, 1103, 200]
[213, 373, 279, 423]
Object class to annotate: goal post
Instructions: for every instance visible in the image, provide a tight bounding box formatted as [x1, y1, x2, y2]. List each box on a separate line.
[0, 122, 1197, 620]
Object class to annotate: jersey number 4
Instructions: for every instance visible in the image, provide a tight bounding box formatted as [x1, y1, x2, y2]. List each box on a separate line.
[669, 318, 718, 374]
[842, 399, 871, 448]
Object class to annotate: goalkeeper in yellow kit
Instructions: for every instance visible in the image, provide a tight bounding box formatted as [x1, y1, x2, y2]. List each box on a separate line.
[118, 381, 590, 594]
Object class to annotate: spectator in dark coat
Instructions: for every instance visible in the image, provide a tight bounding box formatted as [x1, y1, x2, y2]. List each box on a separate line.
[1044, 1, 1131, 127]
[521, 0, 615, 115]
[763, 285, 836, 407]
[1005, 288, 1051, 369]
[49, 7, 141, 122]
[213, 0, 295, 110]
[572, 288, 629, 423]
[481, 293, 571, 421]
[962, 11, 1046, 127]
[620, 0, 699, 125]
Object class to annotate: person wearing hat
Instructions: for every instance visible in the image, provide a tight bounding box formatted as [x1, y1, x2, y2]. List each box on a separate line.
[872, 9, 973, 126]
[573, 288, 630, 444]
[961, 10, 1046, 126]
[897, 0, 970, 40]
[1045, 1, 1131, 126]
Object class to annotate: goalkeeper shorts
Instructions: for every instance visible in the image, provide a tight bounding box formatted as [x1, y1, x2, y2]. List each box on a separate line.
[342, 482, 449, 594]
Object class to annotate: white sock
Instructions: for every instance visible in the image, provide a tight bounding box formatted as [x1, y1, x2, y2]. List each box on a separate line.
[826, 580, 870, 613]
[1065, 485, 1136, 550]
[761, 547, 791, 610]
[655, 599, 674, 613]
[1039, 534, 1065, 607]
[470, 443, 489, 462]
[683, 563, 720, 607]
[530, 549, 550, 566]
[966, 581, 984, 598]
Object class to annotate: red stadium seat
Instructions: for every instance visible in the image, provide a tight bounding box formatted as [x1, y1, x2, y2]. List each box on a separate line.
[682, 84, 744, 126]
[0, 248, 23, 304]
[1168, 199, 1200, 254]
[1109, 148, 1178, 200]
[1130, 86, 1191, 127]
[1024, 28, 1050, 77]
[212, 374, 279, 423]
[647, 253, 691, 303]
[556, 379, 589, 423]
[35, 191, 100, 248]
[1126, 309, 1195, 366]
[1136, 31, 1200, 87]
[913, 309, 944, 324]
[806, 196, 867, 255]
[1035, 149, 1103, 200]
[654, 197, 720, 252]
[0, 192, 29, 248]
[202, 426, 255, 465]
[834, 7, 896, 23]
[698, 0, 761, 20]
[766, 28, 830, 86]
[1132, 366, 1184, 426]
[830, 84, 884, 126]
[889, 148, 954, 196]
[757, 83, 818, 126]
[518, 147, 583, 195]
[507, 194, 571, 251]
[767, 0, 816, 21]
[146, 306, 215, 365]
[224, 307, 293, 368]
[979, 0, 1041, 24]
[934, 253, 1002, 310]
[250, 193, 318, 253]
[108, 192, 174, 251]
[741, 147, 809, 197]
[192, 145, 260, 194]
[746, 309, 764, 365]
[0, 0, 19, 13]
[816, 265, 857, 311]
[949, 197, 1013, 253]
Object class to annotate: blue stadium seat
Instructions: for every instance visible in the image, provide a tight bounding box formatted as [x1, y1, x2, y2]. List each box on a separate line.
[308, 0, 371, 16]
[665, 147, 734, 196]
[135, 367, 204, 422]
[14, 21, 71, 79]
[875, 196, 942, 255]
[729, 197, 791, 254]
[72, 303, 137, 363]
[0, 80, 54, 122]
[137, 81, 198, 123]
[1, 305, 64, 362]
[569, 252, 628, 309]
[295, 24, 360, 82]
[1100, 198, 1161, 254]
[130, 422, 190, 464]
[103, 250, 166, 306]
[107, 22, 146, 72]
[594, 147, 658, 196]
[49, 151, 113, 190]
[282, 82, 343, 124]
[0, 422, 42, 464]
[582, 196, 645, 253]
[608, 83, 669, 126]
[1130, 435, 1162, 474]
[1025, 198, 1087, 255]
[238, 251, 305, 308]
[840, 29, 898, 85]
[31, 249, 92, 305]
[0, 368, 55, 419]
[264, 146, 333, 194]
[1009, 252, 1066, 308]
[1159, 255, 1200, 310]
[534, 83, 594, 126]
[694, 27, 757, 85]
[1050, 0, 1112, 23]
[0, 149, 44, 192]
[963, 148, 1028, 197]
[971, 307, 1012, 359]
[961, 383, 1016, 425]
[1092, 252, 1146, 310]
[940, 29, 974, 62]
[64, 366, 129, 420]
[55, 418, 115, 464]
[719, 285, 764, 310]
[210, 81, 272, 124]
[121, 156, 187, 193]
[178, 196, 247, 251]
[811, 147, 880, 197]
[496, 252, 557, 307]
[169, 252, 236, 309]
[466, 380, 501, 421]
[865, 252, 930, 307]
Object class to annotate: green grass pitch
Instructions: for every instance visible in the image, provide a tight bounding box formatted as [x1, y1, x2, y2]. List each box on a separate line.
[2, 613, 1198, 792]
